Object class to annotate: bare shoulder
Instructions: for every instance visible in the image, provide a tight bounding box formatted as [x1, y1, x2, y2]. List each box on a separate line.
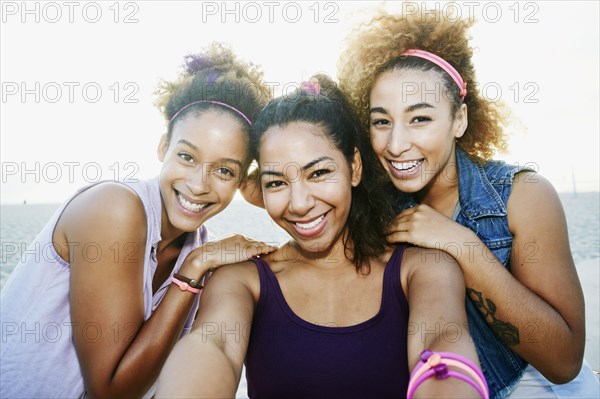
[402, 245, 461, 275]
[53, 182, 147, 262]
[510, 171, 560, 205]
[507, 171, 566, 234]
[205, 260, 261, 301]
[398, 246, 462, 298]
[59, 182, 146, 236]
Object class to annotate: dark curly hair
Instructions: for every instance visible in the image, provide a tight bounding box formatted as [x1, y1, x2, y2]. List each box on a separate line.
[338, 9, 508, 162]
[251, 75, 395, 273]
[154, 42, 272, 146]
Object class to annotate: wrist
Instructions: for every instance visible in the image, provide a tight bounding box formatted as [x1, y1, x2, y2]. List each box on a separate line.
[171, 274, 202, 294]
[179, 256, 215, 282]
[450, 226, 480, 265]
[407, 350, 488, 399]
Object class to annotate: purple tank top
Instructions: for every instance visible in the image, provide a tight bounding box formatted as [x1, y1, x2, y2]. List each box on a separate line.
[245, 245, 410, 399]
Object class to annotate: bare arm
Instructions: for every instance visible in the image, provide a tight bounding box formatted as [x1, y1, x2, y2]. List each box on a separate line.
[404, 247, 481, 398]
[62, 184, 272, 398]
[155, 263, 257, 398]
[389, 173, 585, 383]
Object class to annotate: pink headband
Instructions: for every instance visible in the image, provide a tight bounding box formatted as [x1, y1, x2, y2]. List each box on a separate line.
[169, 100, 252, 126]
[301, 80, 321, 95]
[402, 49, 467, 101]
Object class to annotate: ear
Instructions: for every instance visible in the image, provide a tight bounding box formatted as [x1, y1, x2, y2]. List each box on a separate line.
[350, 147, 363, 187]
[157, 134, 168, 162]
[453, 103, 468, 139]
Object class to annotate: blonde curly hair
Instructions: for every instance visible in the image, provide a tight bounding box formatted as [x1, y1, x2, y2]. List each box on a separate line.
[338, 9, 508, 162]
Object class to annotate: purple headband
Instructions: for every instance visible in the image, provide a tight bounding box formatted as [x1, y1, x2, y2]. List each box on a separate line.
[169, 100, 252, 126]
[402, 49, 467, 101]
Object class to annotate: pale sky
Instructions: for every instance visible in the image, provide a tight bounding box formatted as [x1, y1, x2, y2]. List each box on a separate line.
[1, 0, 599, 204]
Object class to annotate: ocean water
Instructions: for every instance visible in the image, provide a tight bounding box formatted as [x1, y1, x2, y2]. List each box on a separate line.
[2, 192, 598, 286]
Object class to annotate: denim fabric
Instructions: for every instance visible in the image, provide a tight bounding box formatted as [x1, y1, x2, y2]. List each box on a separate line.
[393, 146, 533, 399]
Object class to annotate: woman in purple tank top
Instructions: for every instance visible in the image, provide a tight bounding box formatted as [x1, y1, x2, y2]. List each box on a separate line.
[157, 75, 486, 398]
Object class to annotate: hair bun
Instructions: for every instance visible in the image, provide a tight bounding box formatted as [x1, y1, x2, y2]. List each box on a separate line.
[183, 54, 215, 75]
[301, 80, 321, 95]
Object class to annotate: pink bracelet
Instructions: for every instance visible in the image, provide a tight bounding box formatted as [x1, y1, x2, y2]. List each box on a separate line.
[171, 276, 201, 294]
[411, 350, 487, 390]
[407, 350, 489, 399]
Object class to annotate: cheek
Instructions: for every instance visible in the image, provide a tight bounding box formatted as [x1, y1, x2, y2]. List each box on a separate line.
[263, 191, 288, 220]
[369, 133, 387, 154]
[159, 158, 179, 181]
[213, 178, 240, 199]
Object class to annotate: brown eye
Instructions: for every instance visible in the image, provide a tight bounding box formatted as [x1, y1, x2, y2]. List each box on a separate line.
[178, 152, 194, 163]
[371, 119, 391, 126]
[410, 116, 431, 124]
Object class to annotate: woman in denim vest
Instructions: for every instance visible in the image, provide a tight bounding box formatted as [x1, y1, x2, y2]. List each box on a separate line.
[337, 9, 598, 399]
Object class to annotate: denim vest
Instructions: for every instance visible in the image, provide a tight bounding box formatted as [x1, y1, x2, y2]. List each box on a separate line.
[393, 146, 533, 399]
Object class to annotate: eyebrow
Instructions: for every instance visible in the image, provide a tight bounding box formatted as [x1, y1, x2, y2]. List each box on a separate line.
[260, 156, 335, 178]
[177, 139, 243, 168]
[405, 102, 435, 113]
[177, 139, 198, 151]
[370, 102, 435, 115]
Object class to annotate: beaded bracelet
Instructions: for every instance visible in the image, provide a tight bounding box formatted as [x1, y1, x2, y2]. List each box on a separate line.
[407, 350, 489, 399]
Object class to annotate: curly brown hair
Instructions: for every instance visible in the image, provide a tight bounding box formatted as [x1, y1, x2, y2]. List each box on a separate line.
[154, 42, 272, 144]
[338, 9, 508, 162]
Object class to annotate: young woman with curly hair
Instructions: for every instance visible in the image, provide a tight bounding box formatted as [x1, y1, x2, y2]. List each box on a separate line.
[0, 43, 275, 398]
[338, 9, 598, 399]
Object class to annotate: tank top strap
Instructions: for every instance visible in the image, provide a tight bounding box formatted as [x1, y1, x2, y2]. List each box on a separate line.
[383, 244, 409, 311]
[250, 257, 276, 315]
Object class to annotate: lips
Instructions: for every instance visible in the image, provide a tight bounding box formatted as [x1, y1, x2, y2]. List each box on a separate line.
[289, 211, 329, 238]
[388, 158, 424, 178]
[175, 190, 210, 214]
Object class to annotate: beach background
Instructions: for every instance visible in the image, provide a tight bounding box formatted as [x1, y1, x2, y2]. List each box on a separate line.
[1, 1, 598, 396]
[1, 191, 598, 396]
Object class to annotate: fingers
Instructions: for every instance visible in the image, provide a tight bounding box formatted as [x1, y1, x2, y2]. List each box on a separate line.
[194, 235, 279, 268]
[385, 216, 410, 235]
[386, 231, 412, 244]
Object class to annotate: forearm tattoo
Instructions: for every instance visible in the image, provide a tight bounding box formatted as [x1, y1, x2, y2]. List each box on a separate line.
[467, 288, 520, 346]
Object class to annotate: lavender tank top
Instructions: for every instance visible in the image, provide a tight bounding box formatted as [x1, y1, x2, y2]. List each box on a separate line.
[245, 245, 410, 399]
[0, 177, 207, 398]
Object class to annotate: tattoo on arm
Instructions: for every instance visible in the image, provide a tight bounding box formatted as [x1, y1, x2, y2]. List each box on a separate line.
[467, 288, 520, 346]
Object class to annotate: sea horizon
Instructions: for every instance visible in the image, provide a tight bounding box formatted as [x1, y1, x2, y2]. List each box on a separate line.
[1, 189, 598, 204]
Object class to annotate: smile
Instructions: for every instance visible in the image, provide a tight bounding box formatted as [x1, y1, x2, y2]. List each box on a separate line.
[176, 192, 210, 213]
[295, 214, 325, 230]
[289, 211, 329, 237]
[390, 159, 424, 172]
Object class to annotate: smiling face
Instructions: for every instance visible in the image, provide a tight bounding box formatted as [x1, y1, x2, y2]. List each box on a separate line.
[369, 69, 467, 196]
[158, 109, 249, 236]
[258, 122, 361, 257]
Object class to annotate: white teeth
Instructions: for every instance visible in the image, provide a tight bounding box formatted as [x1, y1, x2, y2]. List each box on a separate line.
[295, 215, 325, 230]
[391, 159, 423, 171]
[177, 193, 207, 212]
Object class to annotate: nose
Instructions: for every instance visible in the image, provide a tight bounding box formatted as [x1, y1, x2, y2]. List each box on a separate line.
[386, 125, 412, 156]
[288, 181, 315, 216]
[185, 165, 211, 196]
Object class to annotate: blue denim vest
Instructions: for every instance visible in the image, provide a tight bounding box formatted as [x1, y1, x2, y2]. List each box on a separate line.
[393, 146, 533, 399]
